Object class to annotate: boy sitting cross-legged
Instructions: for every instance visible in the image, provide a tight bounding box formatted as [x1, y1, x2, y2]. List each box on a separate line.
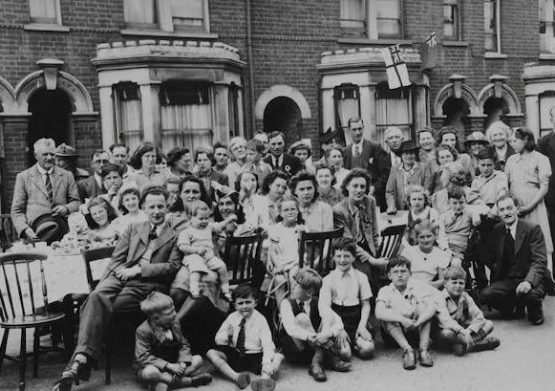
[279, 268, 351, 382]
[318, 237, 375, 360]
[433, 266, 500, 356]
[134, 292, 212, 391]
[375, 257, 437, 370]
[206, 285, 284, 391]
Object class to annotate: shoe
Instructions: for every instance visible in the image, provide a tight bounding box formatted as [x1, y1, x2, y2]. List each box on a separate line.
[236, 372, 251, 389]
[513, 305, 526, 319]
[308, 363, 327, 382]
[402, 349, 416, 370]
[452, 343, 467, 357]
[469, 337, 500, 352]
[250, 378, 276, 391]
[191, 373, 212, 386]
[419, 349, 434, 367]
[324, 355, 351, 372]
[530, 316, 544, 326]
[52, 358, 91, 391]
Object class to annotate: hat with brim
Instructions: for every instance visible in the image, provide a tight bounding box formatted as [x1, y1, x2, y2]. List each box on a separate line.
[398, 140, 420, 154]
[464, 132, 489, 146]
[32, 213, 69, 245]
[55, 143, 77, 157]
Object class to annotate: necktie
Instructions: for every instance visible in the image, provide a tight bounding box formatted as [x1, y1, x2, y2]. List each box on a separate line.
[236, 318, 246, 352]
[45, 173, 53, 204]
[505, 228, 514, 255]
[149, 226, 158, 241]
[354, 145, 361, 157]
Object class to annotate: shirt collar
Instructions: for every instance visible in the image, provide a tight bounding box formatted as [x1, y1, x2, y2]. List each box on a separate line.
[506, 220, 518, 238]
[347, 197, 366, 214]
[37, 164, 53, 175]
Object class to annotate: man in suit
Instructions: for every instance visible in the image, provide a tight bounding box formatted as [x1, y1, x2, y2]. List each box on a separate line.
[384, 126, 404, 168]
[77, 149, 110, 202]
[11, 138, 80, 243]
[343, 117, 391, 211]
[109, 143, 134, 180]
[263, 131, 302, 176]
[538, 106, 555, 275]
[480, 195, 549, 326]
[52, 186, 182, 391]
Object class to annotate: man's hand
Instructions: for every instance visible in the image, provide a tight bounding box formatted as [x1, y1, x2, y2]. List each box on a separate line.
[313, 333, 328, 346]
[197, 247, 208, 256]
[372, 257, 389, 268]
[166, 363, 185, 376]
[262, 363, 277, 377]
[458, 329, 474, 347]
[356, 324, 372, 341]
[24, 227, 38, 241]
[115, 265, 141, 281]
[516, 281, 532, 296]
[400, 317, 417, 330]
[386, 206, 397, 215]
[52, 205, 69, 217]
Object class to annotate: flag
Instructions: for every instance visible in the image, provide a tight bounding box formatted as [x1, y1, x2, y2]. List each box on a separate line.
[425, 31, 437, 47]
[421, 31, 439, 71]
[381, 44, 411, 89]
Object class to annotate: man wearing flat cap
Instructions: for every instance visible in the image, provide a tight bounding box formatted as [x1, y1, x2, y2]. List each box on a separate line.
[55, 143, 90, 182]
[11, 138, 81, 243]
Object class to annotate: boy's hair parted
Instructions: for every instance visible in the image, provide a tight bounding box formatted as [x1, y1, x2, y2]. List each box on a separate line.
[232, 284, 257, 302]
[140, 291, 174, 318]
[293, 268, 322, 293]
[444, 265, 467, 281]
[332, 237, 357, 258]
[386, 256, 412, 273]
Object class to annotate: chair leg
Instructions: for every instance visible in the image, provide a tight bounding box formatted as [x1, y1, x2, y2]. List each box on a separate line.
[19, 328, 26, 391]
[0, 328, 9, 374]
[105, 334, 111, 385]
[33, 329, 39, 378]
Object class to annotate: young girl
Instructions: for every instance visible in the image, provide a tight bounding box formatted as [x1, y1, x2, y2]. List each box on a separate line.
[315, 164, 343, 207]
[266, 196, 305, 305]
[404, 185, 447, 251]
[111, 187, 147, 235]
[176, 200, 237, 300]
[236, 170, 270, 230]
[401, 221, 453, 290]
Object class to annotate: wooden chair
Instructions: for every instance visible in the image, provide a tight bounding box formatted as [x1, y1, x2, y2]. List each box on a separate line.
[0, 214, 18, 252]
[223, 234, 264, 288]
[0, 252, 66, 391]
[377, 224, 406, 259]
[298, 228, 344, 276]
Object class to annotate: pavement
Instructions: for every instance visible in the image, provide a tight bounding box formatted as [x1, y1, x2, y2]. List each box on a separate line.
[1, 297, 555, 391]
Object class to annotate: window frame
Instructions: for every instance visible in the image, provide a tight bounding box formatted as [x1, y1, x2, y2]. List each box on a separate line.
[540, 0, 555, 53]
[113, 82, 144, 151]
[340, 0, 404, 40]
[333, 83, 361, 139]
[443, 0, 461, 41]
[375, 83, 415, 143]
[484, 0, 501, 53]
[27, 0, 63, 26]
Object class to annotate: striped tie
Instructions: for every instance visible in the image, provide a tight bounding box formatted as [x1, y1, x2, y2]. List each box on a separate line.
[45, 173, 53, 204]
[236, 318, 246, 352]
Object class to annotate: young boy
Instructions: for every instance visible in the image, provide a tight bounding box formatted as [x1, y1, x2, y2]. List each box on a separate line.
[433, 266, 500, 356]
[134, 292, 212, 391]
[375, 257, 436, 370]
[207, 285, 283, 391]
[279, 268, 351, 382]
[319, 237, 375, 360]
[469, 149, 509, 208]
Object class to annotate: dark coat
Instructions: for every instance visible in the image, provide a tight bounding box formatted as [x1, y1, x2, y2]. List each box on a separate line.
[263, 153, 303, 176]
[77, 175, 105, 202]
[537, 132, 555, 211]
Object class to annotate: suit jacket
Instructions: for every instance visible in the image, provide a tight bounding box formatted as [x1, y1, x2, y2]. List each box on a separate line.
[343, 139, 391, 210]
[134, 319, 192, 371]
[333, 196, 380, 257]
[101, 221, 182, 286]
[483, 219, 548, 288]
[263, 153, 302, 176]
[77, 175, 104, 202]
[538, 132, 555, 210]
[385, 162, 430, 210]
[11, 164, 80, 237]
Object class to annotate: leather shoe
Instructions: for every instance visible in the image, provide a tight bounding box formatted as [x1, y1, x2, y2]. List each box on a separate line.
[452, 343, 467, 357]
[513, 305, 526, 319]
[324, 355, 351, 372]
[469, 337, 500, 352]
[309, 363, 327, 382]
[530, 316, 544, 326]
[402, 349, 416, 370]
[419, 349, 434, 367]
[191, 373, 212, 386]
[236, 372, 251, 389]
[250, 378, 276, 391]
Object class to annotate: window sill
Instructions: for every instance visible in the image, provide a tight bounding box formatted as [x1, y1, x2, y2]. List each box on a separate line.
[443, 40, 469, 47]
[337, 37, 413, 46]
[24, 23, 70, 33]
[484, 52, 508, 59]
[539, 53, 555, 60]
[120, 28, 218, 40]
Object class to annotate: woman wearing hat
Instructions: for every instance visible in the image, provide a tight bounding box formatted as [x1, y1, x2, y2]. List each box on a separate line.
[464, 131, 490, 176]
[55, 143, 90, 182]
[385, 140, 431, 213]
[289, 140, 314, 174]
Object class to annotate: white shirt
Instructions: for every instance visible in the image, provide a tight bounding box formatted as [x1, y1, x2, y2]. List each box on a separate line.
[37, 164, 54, 185]
[352, 141, 363, 157]
[320, 267, 373, 307]
[94, 173, 103, 189]
[272, 154, 284, 168]
[506, 220, 517, 240]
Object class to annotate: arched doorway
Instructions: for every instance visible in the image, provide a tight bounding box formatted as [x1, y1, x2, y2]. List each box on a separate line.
[27, 88, 73, 164]
[483, 97, 509, 130]
[442, 97, 470, 139]
[263, 97, 303, 146]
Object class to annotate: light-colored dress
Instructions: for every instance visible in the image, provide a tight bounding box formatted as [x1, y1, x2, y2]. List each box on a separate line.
[505, 151, 553, 253]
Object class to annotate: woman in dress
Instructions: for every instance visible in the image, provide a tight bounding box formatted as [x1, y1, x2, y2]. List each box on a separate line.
[505, 127, 553, 272]
[84, 196, 119, 243]
[260, 170, 290, 225]
[315, 163, 343, 207]
[436, 126, 473, 175]
[125, 142, 169, 193]
[224, 136, 249, 187]
[428, 145, 457, 195]
[167, 147, 194, 181]
[322, 143, 350, 191]
[289, 171, 333, 232]
[111, 187, 147, 235]
[235, 170, 270, 230]
[486, 120, 516, 171]
[167, 176, 210, 232]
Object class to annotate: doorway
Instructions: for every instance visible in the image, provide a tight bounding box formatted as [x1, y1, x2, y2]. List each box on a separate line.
[442, 97, 470, 141]
[263, 97, 302, 146]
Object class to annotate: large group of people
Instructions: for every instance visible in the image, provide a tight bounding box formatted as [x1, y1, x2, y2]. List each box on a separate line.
[8, 112, 555, 390]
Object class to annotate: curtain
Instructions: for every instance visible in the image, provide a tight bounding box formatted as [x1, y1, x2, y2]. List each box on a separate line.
[340, 0, 365, 29]
[160, 103, 212, 153]
[29, 0, 57, 22]
[443, 1, 457, 39]
[171, 0, 204, 28]
[484, 0, 497, 51]
[375, 88, 412, 146]
[123, 0, 155, 24]
[114, 84, 143, 152]
[376, 0, 400, 36]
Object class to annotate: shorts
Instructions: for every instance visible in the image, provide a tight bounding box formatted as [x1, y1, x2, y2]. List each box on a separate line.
[214, 346, 263, 374]
[183, 254, 226, 274]
[332, 304, 364, 344]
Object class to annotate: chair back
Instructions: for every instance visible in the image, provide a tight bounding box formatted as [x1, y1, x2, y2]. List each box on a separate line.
[298, 228, 344, 276]
[377, 224, 406, 259]
[0, 252, 49, 323]
[81, 246, 115, 291]
[0, 214, 18, 251]
[223, 234, 263, 286]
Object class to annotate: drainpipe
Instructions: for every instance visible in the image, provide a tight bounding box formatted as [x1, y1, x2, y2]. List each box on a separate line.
[246, 0, 256, 136]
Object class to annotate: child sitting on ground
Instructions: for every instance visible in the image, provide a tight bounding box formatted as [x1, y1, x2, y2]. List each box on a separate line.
[173, 200, 237, 300]
[401, 220, 456, 290]
[433, 266, 500, 356]
[207, 285, 283, 391]
[375, 257, 437, 370]
[319, 237, 375, 360]
[134, 292, 212, 391]
[279, 268, 351, 382]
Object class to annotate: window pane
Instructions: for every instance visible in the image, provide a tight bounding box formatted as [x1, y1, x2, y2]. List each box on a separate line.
[123, 0, 156, 25]
[484, 0, 497, 51]
[375, 85, 412, 145]
[376, 0, 400, 37]
[171, 0, 205, 29]
[29, 0, 57, 23]
[115, 84, 143, 152]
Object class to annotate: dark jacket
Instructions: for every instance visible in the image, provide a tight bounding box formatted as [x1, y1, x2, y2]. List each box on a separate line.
[263, 153, 303, 176]
[538, 132, 555, 211]
[77, 175, 105, 202]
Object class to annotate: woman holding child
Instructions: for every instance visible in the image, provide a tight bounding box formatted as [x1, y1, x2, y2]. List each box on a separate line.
[290, 171, 333, 232]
